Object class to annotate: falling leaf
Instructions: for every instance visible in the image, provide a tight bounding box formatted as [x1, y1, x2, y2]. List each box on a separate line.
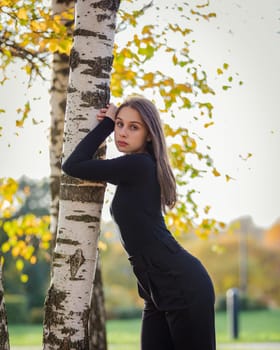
[204, 121, 214, 128]
[204, 205, 211, 214]
[225, 174, 236, 182]
[212, 168, 221, 177]
[239, 153, 253, 161]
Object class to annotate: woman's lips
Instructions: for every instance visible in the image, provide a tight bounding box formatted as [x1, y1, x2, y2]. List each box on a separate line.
[117, 141, 128, 147]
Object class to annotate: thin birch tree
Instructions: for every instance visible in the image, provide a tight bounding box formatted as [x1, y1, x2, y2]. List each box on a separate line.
[49, 1, 107, 348]
[0, 260, 10, 350]
[43, 1, 120, 348]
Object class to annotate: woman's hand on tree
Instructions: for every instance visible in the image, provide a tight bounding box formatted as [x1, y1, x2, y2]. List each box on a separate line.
[97, 103, 117, 122]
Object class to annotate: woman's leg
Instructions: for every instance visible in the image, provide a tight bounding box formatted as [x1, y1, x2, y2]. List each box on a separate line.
[141, 300, 174, 350]
[166, 296, 216, 350]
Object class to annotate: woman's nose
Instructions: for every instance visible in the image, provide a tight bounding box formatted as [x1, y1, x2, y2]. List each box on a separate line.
[119, 127, 128, 137]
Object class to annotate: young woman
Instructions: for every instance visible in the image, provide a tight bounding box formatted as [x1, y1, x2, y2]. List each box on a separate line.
[62, 96, 216, 350]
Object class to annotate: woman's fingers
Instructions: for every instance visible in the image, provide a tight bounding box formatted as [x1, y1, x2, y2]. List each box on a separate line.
[96, 103, 117, 121]
[96, 107, 108, 121]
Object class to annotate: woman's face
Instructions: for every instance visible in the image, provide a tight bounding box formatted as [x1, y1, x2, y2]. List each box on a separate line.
[114, 106, 150, 154]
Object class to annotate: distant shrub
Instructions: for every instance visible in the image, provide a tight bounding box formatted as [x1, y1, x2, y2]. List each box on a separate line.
[215, 292, 268, 311]
[5, 294, 28, 324]
[106, 306, 142, 320]
[29, 307, 44, 324]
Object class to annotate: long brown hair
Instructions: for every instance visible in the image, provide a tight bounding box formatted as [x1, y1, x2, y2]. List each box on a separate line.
[116, 96, 177, 211]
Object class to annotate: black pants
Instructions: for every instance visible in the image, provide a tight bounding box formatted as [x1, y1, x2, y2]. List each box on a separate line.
[141, 291, 215, 350]
[129, 235, 216, 350]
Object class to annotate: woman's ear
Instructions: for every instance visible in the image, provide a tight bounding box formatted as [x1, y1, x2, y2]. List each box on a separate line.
[147, 135, 152, 142]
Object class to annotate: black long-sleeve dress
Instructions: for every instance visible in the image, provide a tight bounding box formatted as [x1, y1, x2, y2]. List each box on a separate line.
[62, 117, 216, 349]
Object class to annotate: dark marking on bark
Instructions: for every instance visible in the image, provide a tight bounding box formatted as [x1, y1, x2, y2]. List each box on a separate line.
[65, 214, 99, 223]
[74, 28, 96, 37]
[68, 248, 85, 280]
[57, 0, 73, 5]
[53, 252, 65, 260]
[61, 327, 78, 336]
[72, 116, 87, 121]
[56, 237, 80, 246]
[50, 175, 61, 204]
[78, 128, 90, 133]
[69, 48, 80, 71]
[80, 90, 105, 109]
[43, 284, 67, 341]
[80, 82, 110, 109]
[96, 82, 111, 103]
[80, 56, 113, 79]
[60, 183, 105, 204]
[53, 53, 70, 69]
[90, 0, 121, 11]
[97, 13, 111, 22]
[52, 263, 62, 268]
[59, 98, 67, 113]
[67, 85, 77, 94]
[74, 28, 108, 41]
[107, 22, 116, 30]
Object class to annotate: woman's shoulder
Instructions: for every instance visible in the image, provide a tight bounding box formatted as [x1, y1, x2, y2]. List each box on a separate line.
[123, 153, 155, 167]
[113, 153, 156, 181]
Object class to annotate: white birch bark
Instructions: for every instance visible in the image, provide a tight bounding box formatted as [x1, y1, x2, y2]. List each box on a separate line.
[43, 1, 120, 348]
[49, 0, 73, 244]
[0, 261, 10, 350]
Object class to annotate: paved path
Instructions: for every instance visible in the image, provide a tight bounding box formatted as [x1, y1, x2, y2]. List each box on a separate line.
[11, 344, 280, 350]
[218, 344, 280, 350]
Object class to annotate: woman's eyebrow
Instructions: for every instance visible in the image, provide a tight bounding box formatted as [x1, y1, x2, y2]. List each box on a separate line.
[115, 117, 143, 125]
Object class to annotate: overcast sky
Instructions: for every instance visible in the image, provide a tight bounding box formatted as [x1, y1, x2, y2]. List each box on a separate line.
[0, 0, 279, 228]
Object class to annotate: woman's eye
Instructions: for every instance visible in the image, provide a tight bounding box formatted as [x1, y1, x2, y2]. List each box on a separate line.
[130, 125, 138, 130]
[116, 121, 123, 128]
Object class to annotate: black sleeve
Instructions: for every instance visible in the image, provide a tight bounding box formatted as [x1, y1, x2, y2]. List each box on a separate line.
[62, 117, 154, 185]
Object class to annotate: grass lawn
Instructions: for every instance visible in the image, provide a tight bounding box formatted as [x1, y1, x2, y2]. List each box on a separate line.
[8, 310, 280, 349]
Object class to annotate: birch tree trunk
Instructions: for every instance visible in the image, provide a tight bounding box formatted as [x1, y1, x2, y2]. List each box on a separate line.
[43, 1, 120, 348]
[0, 262, 10, 350]
[49, 49, 69, 247]
[89, 258, 107, 350]
[49, 2, 108, 348]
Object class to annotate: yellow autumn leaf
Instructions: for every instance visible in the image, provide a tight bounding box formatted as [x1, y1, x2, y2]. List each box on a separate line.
[204, 121, 214, 128]
[0, 0, 13, 6]
[20, 274, 29, 283]
[48, 40, 59, 52]
[217, 68, 223, 75]
[223, 63, 229, 70]
[24, 64, 32, 75]
[16, 259, 24, 271]
[17, 8, 28, 20]
[98, 240, 107, 251]
[12, 245, 20, 257]
[172, 54, 178, 65]
[204, 205, 211, 214]
[212, 168, 221, 177]
[1, 241, 10, 253]
[30, 20, 47, 32]
[225, 174, 235, 182]
[30, 256, 37, 264]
